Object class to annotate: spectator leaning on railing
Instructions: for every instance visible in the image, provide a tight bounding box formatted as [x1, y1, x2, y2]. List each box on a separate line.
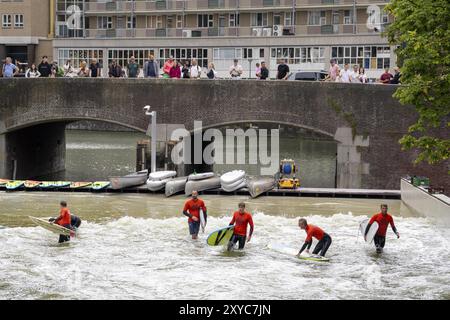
[207, 62, 218, 79]
[190, 59, 202, 79]
[276, 59, 290, 80]
[38, 56, 52, 78]
[2, 57, 19, 78]
[144, 54, 159, 79]
[379, 68, 393, 84]
[89, 58, 101, 78]
[108, 60, 123, 78]
[260, 61, 269, 80]
[25, 63, 41, 78]
[127, 56, 139, 78]
[229, 59, 243, 79]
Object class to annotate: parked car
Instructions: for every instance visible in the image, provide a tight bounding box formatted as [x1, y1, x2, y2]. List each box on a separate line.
[288, 70, 328, 81]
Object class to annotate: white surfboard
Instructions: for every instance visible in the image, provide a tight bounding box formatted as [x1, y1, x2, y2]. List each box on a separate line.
[188, 172, 215, 181]
[267, 243, 330, 262]
[148, 171, 177, 181]
[221, 177, 246, 189]
[200, 209, 206, 233]
[222, 179, 247, 192]
[29, 216, 74, 237]
[359, 218, 379, 243]
[220, 170, 246, 185]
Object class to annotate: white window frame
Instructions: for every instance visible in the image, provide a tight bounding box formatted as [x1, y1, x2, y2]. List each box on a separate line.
[251, 13, 268, 27]
[284, 12, 293, 26]
[127, 16, 136, 29]
[2, 14, 12, 28]
[229, 13, 239, 27]
[308, 11, 320, 26]
[156, 16, 163, 29]
[176, 15, 183, 29]
[97, 16, 112, 30]
[344, 10, 353, 25]
[273, 13, 281, 26]
[14, 14, 24, 28]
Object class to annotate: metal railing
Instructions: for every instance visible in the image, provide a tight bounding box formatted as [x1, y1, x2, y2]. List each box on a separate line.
[83, 24, 381, 38]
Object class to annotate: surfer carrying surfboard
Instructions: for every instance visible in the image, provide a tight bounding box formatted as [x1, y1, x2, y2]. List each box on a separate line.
[183, 191, 207, 240]
[365, 204, 399, 253]
[227, 202, 254, 251]
[49, 201, 72, 243]
[297, 218, 332, 257]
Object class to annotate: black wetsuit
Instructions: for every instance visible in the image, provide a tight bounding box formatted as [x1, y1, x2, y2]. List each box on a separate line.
[71, 215, 82, 229]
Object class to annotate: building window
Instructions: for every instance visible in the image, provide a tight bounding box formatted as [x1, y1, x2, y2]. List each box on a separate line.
[344, 10, 353, 25]
[308, 11, 326, 26]
[108, 49, 155, 70]
[271, 47, 325, 65]
[97, 16, 112, 29]
[57, 49, 104, 69]
[127, 16, 136, 29]
[176, 15, 183, 29]
[251, 13, 268, 27]
[284, 12, 294, 26]
[229, 13, 239, 27]
[14, 14, 24, 28]
[273, 13, 281, 26]
[2, 14, 12, 28]
[160, 48, 209, 69]
[331, 46, 391, 69]
[198, 14, 213, 28]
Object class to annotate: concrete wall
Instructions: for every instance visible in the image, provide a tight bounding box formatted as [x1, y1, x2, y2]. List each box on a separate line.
[401, 179, 450, 226]
[0, 78, 448, 190]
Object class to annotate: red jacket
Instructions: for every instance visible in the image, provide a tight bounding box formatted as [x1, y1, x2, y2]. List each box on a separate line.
[169, 66, 181, 78]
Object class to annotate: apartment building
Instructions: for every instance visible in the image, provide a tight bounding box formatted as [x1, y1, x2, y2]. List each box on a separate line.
[1, 0, 395, 78]
[0, 0, 53, 69]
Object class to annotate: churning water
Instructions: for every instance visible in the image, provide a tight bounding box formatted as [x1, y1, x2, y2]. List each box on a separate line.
[0, 193, 448, 300]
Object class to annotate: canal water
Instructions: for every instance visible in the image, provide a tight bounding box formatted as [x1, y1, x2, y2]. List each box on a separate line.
[0, 193, 448, 300]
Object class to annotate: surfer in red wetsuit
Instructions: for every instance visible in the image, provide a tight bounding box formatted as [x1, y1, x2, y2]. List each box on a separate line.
[365, 204, 399, 253]
[183, 190, 207, 240]
[297, 218, 332, 257]
[227, 202, 254, 251]
[49, 201, 72, 243]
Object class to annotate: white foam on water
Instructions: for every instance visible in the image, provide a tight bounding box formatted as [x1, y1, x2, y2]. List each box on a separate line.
[0, 211, 448, 300]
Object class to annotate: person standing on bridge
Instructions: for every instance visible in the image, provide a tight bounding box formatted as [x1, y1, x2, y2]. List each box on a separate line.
[38, 56, 52, 78]
[144, 54, 159, 79]
[183, 190, 207, 240]
[2, 57, 19, 78]
[365, 204, 399, 253]
[127, 56, 139, 78]
[276, 59, 290, 80]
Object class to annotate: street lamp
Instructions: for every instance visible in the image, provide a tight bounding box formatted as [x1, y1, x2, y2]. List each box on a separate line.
[144, 105, 157, 173]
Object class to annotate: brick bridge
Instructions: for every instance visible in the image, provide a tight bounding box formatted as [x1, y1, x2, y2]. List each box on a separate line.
[0, 78, 448, 190]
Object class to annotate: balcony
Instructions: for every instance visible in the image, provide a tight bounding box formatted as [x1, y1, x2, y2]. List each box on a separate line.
[81, 23, 381, 39]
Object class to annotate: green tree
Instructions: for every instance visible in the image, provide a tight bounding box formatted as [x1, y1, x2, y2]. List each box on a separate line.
[385, 0, 450, 165]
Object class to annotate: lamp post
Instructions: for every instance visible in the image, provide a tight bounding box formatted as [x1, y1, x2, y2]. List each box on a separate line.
[144, 105, 157, 173]
[248, 58, 253, 79]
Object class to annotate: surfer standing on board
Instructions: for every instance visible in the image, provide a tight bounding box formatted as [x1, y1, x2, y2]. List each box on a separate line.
[297, 218, 332, 257]
[49, 201, 72, 243]
[183, 190, 207, 240]
[365, 204, 399, 253]
[227, 202, 254, 251]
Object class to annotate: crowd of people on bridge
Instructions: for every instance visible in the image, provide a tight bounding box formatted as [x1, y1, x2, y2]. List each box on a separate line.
[1, 54, 401, 84]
